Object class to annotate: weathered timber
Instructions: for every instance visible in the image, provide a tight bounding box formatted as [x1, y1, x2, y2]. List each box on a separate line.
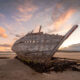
[12, 25, 78, 64]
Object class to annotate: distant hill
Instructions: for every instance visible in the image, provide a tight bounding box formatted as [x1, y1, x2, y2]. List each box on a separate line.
[61, 43, 80, 51]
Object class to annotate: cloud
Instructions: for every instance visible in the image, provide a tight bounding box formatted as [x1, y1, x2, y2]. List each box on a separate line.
[18, 3, 37, 13]
[0, 0, 80, 34]
[15, 14, 32, 22]
[0, 44, 11, 51]
[47, 8, 76, 34]
[0, 13, 6, 22]
[0, 44, 11, 47]
[15, 33, 24, 38]
[46, 0, 80, 34]
[14, 0, 37, 22]
[0, 43, 11, 51]
[53, 8, 76, 30]
[4, 24, 12, 31]
[0, 27, 8, 38]
[0, 13, 5, 18]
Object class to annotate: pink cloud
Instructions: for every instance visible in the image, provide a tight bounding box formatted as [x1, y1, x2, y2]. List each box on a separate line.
[47, 8, 76, 34]
[17, 0, 37, 13]
[14, 2, 37, 22]
[0, 13, 5, 18]
[18, 5, 37, 13]
[15, 14, 32, 22]
[0, 27, 8, 38]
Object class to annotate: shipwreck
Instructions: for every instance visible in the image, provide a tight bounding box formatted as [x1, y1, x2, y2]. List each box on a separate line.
[12, 25, 78, 64]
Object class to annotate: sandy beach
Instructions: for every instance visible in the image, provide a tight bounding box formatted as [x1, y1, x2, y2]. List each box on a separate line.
[0, 58, 80, 80]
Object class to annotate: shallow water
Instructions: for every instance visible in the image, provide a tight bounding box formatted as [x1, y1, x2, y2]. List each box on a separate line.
[0, 52, 80, 60]
[0, 53, 16, 59]
[54, 52, 80, 60]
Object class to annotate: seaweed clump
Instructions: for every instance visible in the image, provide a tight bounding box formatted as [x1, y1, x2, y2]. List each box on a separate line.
[16, 56, 80, 73]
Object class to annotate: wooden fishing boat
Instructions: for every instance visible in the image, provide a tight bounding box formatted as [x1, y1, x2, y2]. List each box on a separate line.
[12, 25, 78, 64]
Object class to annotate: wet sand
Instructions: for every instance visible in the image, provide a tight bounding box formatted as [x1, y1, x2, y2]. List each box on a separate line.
[0, 53, 16, 59]
[0, 58, 80, 80]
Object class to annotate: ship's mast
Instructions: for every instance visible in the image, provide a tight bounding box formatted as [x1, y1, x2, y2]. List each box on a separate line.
[50, 25, 78, 56]
[39, 25, 42, 33]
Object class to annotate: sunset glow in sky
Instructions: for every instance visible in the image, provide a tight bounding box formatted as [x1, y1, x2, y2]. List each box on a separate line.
[0, 0, 80, 51]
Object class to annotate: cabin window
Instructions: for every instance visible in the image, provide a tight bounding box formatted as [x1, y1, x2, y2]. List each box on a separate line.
[33, 40, 35, 43]
[26, 41, 28, 43]
[19, 41, 23, 43]
[30, 40, 32, 43]
[37, 40, 39, 43]
[46, 40, 49, 43]
[25, 41, 27, 43]
[41, 40, 44, 43]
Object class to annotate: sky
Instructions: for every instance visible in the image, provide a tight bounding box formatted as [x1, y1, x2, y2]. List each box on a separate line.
[0, 0, 80, 51]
